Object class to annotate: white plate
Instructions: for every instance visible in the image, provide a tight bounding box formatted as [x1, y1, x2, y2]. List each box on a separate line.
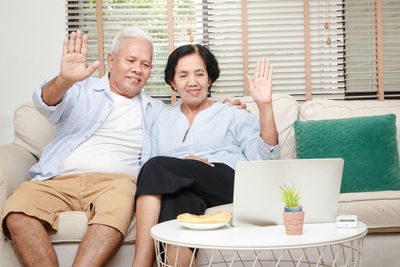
[178, 221, 229, 230]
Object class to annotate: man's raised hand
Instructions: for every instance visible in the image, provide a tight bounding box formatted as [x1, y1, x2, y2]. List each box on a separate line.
[60, 30, 100, 84]
[41, 30, 101, 106]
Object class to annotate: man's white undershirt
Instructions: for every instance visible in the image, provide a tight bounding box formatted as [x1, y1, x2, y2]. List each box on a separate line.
[61, 92, 143, 177]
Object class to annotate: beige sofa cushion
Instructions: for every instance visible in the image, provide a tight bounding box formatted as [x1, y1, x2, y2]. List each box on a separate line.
[49, 211, 137, 243]
[13, 102, 55, 159]
[338, 191, 400, 233]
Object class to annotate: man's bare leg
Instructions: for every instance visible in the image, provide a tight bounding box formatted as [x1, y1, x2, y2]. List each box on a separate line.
[132, 194, 162, 267]
[72, 224, 123, 267]
[6, 212, 59, 267]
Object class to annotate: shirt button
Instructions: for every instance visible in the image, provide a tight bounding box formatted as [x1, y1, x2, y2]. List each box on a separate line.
[271, 149, 274, 152]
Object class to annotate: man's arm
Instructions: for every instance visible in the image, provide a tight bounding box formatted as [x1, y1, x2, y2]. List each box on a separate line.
[42, 30, 100, 106]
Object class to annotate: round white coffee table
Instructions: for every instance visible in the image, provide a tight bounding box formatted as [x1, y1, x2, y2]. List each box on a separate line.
[151, 220, 367, 267]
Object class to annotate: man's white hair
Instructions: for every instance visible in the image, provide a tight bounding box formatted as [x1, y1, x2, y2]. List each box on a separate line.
[111, 28, 154, 54]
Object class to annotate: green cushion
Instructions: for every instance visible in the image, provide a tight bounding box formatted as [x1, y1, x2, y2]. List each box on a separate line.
[294, 114, 400, 193]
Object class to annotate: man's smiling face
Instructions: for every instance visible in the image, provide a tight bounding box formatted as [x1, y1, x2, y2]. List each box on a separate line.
[108, 37, 153, 98]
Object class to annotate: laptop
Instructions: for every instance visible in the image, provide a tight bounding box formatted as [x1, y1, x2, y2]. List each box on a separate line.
[232, 158, 344, 226]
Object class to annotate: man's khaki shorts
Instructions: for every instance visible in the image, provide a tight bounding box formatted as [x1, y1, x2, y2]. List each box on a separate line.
[1, 172, 137, 240]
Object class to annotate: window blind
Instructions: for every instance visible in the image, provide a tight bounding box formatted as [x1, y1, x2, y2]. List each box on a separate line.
[247, 0, 308, 96]
[205, 1, 244, 96]
[67, 1, 99, 74]
[66, 0, 398, 100]
[207, 0, 345, 100]
[343, 0, 378, 98]
[103, 1, 174, 96]
[382, 0, 400, 96]
[309, 0, 345, 98]
[66, 0, 346, 99]
[67, 0, 172, 96]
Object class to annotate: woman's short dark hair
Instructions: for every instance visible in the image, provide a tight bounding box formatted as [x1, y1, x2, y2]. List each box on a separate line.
[164, 44, 220, 91]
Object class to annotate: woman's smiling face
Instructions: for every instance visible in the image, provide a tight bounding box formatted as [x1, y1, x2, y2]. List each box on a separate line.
[171, 53, 211, 108]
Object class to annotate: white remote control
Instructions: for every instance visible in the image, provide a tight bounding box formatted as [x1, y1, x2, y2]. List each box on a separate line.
[336, 215, 358, 228]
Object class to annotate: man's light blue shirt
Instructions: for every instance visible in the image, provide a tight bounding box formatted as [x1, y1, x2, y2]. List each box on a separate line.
[30, 74, 165, 181]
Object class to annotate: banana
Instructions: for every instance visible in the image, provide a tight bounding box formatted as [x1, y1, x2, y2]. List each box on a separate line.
[177, 211, 232, 224]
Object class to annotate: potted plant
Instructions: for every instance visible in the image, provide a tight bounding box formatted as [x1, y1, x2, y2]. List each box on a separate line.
[280, 183, 304, 235]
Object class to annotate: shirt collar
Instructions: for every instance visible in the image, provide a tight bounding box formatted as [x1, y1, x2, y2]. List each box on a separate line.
[136, 91, 151, 108]
[92, 74, 111, 93]
[92, 73, 153, 109]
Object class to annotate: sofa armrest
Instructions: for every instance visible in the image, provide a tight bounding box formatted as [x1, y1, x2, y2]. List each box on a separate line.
[0, 143, 37, 205]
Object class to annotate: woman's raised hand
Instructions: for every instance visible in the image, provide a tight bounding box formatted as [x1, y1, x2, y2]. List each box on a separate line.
[60, 30, 100, 83]
[247, 57, 273, 105]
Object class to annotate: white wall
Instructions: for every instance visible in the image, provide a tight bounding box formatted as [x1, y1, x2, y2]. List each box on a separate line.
[0, 0, 65, 145]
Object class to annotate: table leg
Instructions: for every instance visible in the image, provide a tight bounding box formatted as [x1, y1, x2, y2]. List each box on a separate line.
[155, 237, 365, 267]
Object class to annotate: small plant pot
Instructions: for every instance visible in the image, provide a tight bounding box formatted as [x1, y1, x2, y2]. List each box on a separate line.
[284, 206, 302, 212]
[283, 210, 304, 235]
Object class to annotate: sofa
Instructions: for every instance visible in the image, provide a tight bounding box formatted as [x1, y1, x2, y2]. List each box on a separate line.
[1, 94, 400, 267]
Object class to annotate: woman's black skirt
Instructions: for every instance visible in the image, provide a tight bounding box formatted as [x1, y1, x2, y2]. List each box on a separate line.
[136, 156, 234, 223]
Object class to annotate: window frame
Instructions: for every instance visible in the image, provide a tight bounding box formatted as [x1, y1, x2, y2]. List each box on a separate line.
[66, 0, 400, 101]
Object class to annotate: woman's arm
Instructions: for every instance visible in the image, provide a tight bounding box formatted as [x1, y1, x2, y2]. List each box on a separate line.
[246, 57, 278, 146]
[232, 107, 281, 161]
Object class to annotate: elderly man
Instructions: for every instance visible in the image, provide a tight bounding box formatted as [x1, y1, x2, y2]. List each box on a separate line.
[0, 28, 163, 267]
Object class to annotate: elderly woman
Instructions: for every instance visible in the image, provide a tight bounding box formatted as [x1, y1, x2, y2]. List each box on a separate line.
[132, 44, 280, 267]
